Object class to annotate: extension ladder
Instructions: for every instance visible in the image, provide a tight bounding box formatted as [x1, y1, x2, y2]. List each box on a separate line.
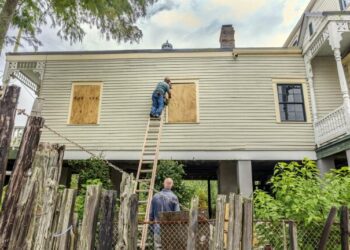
[134, 115, 164, 249]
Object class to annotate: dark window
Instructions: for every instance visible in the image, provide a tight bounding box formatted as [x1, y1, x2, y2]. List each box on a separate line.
[309, 23, 314, 36]
[277, 84, 306, 122]
[292, 40, 298, 47]
[342, 0, 350, 10]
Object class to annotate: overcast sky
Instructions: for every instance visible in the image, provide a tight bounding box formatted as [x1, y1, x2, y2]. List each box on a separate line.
[3, 0, 309, 125]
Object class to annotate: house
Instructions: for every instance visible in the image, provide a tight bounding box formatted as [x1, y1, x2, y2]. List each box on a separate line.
[5, 0, 350, 197]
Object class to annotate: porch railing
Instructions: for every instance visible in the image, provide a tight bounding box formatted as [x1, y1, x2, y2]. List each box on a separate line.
[10, 126, 25, 148]
[315, 105, 349, 145]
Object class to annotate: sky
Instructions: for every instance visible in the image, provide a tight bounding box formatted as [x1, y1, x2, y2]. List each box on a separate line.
[3, 0, 310, 125]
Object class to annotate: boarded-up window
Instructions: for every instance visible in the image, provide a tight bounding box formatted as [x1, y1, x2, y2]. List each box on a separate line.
[167, 83, 198, 123]
[69, 83, 102, 125]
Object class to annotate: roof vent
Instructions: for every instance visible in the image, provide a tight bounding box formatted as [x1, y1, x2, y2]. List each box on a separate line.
[161, 40, 173, 50]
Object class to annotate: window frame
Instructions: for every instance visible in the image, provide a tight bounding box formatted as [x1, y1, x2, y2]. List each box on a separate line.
[308, 22, 314, 37]
[272, 79, 311, 123]
[67, 81, 103, 125]
[165, 79, 200, 124]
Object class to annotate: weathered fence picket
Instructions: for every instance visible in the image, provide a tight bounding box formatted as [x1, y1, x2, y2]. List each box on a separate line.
[129, 193, 138, 250]
[317, 206, 337, 250]
[0, 85, 20, 199]
[242, 198, 253, 250]
[116, 173, 134, 250]
[340, 206, 349, 250]
[78, 185, 102, 250]
[212, 194, 226, 250]
[288, 221, 298, 250]
[0, 115, 44, 249]
[187, 196, 199, 250]
[55, 188, 77, 250]
[98, 190, 117, 250]
[232, 194, 243, 250]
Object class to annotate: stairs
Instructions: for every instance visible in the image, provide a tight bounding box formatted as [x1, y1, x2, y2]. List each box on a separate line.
[134, 116, 164, 249]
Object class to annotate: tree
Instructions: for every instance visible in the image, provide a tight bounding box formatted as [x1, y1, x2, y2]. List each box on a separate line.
[0, 0, 156, 52]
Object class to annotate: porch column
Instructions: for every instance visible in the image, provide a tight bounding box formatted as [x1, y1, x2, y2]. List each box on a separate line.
[304, 53, 318, 122]
[237, 160, 253, 198]
[317, 157, 335, 176]
[346, 150, 350, 166]
[328, 22, 350, 115]
[218, 161, 238, 196]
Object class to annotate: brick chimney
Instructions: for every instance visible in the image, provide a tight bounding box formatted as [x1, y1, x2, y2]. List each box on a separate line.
[219, 25, 235, 49]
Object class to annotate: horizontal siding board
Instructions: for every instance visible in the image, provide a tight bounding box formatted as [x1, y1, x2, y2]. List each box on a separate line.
[39, 54, 315, 153]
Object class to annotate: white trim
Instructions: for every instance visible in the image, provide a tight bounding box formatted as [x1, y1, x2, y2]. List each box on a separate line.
[67, 82, 103, 125]
[63, 150, 317, 161]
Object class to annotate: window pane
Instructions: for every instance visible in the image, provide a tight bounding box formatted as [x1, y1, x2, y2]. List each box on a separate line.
[279, 104, 287, 121]
[296, 112, 305, 121]
[288, 111, 296, 121]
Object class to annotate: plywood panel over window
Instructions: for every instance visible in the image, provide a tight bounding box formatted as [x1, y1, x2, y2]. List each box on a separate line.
[167, 82, 198, 123]
[69, 83, 102, 125]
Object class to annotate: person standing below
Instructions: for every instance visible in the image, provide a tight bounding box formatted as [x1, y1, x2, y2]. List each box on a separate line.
[150, 77, 172, 118]
[149, 178, 180, 249]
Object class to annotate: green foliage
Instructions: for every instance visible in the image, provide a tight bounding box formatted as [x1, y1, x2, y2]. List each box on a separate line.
[154, 160, 194, 208]
[254, 158, 350, 224]
[67, 158, 111, 219]
[68, 157, 112, 190]
[2, 0, 156, 50]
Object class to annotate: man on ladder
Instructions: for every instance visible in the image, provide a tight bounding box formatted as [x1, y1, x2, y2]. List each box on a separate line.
[150, 77, 172, 118]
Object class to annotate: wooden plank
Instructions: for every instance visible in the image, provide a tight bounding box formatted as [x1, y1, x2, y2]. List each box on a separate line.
[69, 83, 101, 124]
[212, 195, 226, 250]
[0, 85, 20, 199]
[242, 199, 253, 250]
[232, 194, 243, 250]
[227, 193, 235, 250]
[288, 221, 298, 250]
[117, 173, 134, 249]
[128, 193, 138, 250]
[0, 115, 44, 250]
[57, 189, 77, 250]
[70, 213, 79, 250]
[168, 83, 197, 123]
[98, 190, 117, 250]
[317, 206, 337, 250]
[49, 190, 64, 250]
[78, 185, 102, 250]
[340, 206, 349, 250]
[187, 196, 199, 250]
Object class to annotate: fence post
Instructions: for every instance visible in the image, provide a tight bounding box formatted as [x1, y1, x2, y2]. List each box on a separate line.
[288, 221, 298, 250]
[0, 115, 44, 250]
[98, 190, 117, 250]
[0, 85, 20, 200]
[227, 193, 235, 250]
[340, 206, 349, 250]
[78, 185, 102, 250]
[70, 212, 79, 250]
[317, 206, 337, 250]
[187, 196, 199, 250]
[128, 193, 138, 250]
[56, 188, 77, 250]
[212, 194, 226, 250]
[242, 199, 253, 250]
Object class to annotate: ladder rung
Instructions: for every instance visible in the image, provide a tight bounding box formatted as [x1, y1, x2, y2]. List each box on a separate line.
[140, 169, 153, 173]
[137, 179, 151, 182]
[142, 160, 154, 164]
[138, 200, 147, 204]
[143, 152, 155, 155]
[136, 189, 149, 193]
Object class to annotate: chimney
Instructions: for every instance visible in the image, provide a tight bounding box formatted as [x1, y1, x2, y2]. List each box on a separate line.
[219, 25, 235, 49]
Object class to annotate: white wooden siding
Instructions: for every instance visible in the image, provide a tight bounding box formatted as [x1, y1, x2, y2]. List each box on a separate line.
[311, 0, 341, 12]
[39, 53, 315, 153]
[312, 56, 346, 118]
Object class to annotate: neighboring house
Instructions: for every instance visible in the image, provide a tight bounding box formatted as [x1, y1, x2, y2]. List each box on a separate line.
[5, 0, 350, 197]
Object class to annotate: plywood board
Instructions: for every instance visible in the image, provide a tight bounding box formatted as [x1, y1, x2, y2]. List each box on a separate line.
[168, 83, 197, 123]
[69, 84, 101, 124]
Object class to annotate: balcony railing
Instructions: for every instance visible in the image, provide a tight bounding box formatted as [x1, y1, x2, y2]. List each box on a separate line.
[315, 105, 349, 145]
[10, 126, 25, 148]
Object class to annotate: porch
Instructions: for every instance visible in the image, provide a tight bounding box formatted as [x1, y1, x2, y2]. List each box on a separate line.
[303, 13, 350, 146]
